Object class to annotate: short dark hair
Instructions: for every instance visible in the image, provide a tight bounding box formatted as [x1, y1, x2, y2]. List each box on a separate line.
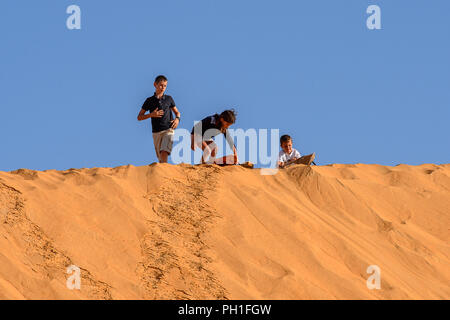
[280, 135, 292, 145]
[154, 75, 168, 83]
[219, 109, 237, 124]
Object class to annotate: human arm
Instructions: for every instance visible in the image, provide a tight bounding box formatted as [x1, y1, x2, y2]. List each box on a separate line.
[283, 150, 301, 165]
[137, 108, 164, 121]
[170, 106, 181, 129]
[292, 149, 301, 161]
[224, 130, 238, 164]
[277, 152, 286, 168]
[213, 145, 239, 165]
[232, 145, 239, 164]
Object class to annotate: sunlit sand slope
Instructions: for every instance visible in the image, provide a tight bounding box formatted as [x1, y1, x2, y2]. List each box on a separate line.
[0, 163, 449, 299]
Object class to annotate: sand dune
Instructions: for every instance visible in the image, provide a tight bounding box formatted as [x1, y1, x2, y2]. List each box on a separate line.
[0, 163, 449, 300]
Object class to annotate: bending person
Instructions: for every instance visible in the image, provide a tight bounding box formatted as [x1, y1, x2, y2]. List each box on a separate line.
[190, 109, 238, 165]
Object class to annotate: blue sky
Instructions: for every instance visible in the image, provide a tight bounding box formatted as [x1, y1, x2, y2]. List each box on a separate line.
[1, 0, 449, 171]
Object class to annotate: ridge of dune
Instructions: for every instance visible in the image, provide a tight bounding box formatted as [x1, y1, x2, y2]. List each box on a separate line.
[0, 163, 449, 299]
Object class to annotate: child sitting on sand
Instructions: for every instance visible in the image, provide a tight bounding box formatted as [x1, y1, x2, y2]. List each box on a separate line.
[278, 135, 301, 168]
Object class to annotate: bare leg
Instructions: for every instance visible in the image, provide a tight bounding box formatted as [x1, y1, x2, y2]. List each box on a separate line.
[201, 141, 217, 164]
[214, 155, 235, 165]
[159, 151, 169, 163]
[214, 154, 238, 165]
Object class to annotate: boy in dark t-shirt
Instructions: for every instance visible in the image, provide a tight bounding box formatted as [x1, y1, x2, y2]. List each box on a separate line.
[190, 109, 238, 165]
[137, 75, 181, 163]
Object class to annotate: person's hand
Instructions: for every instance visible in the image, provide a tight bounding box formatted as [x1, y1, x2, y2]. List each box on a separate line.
[170, 118, 179, 129]
[150, 108, 164, 118]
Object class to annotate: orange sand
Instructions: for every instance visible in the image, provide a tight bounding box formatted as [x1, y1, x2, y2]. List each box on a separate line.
[0, 163, 449, 299]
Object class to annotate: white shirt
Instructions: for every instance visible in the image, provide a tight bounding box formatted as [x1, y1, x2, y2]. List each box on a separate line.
[278, 149, 301, 164]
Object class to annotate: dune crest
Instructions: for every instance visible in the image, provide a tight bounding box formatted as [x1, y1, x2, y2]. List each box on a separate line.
[0, 163, 449, 299]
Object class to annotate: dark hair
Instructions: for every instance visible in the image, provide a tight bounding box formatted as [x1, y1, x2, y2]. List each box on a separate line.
[280, 135, 292, 145]
[154, 75, 168, 83]
[219, 109, 237, 124]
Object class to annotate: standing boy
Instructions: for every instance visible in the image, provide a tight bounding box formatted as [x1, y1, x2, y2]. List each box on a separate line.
[137, 75, 181, 163]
